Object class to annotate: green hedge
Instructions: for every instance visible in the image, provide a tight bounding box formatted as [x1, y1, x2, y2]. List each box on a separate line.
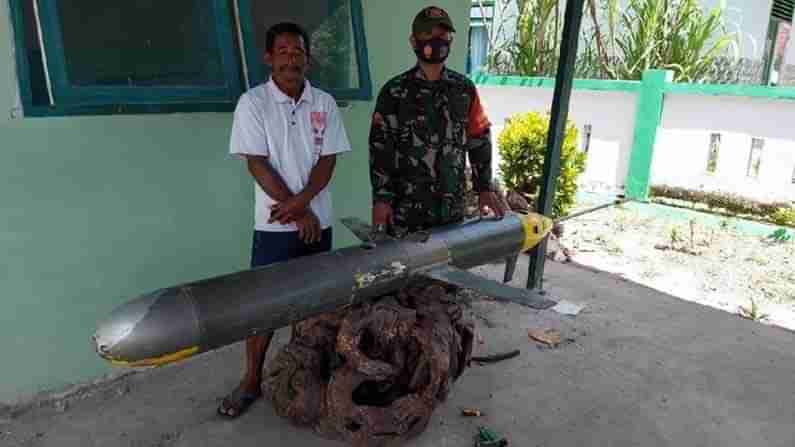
[650, 184, 795, 227]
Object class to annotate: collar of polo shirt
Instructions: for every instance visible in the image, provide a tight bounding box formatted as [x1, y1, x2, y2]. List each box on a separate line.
[266, 77, 315, 105]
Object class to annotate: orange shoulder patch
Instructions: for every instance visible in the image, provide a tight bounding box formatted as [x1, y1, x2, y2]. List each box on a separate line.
[467, 90, 491, 138]
[372, 112, 385, 129]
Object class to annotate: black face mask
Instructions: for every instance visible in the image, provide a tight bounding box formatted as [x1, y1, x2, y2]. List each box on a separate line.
[413, 37, 451, 64]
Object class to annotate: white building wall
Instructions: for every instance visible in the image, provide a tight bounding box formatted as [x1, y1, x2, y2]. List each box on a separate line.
[654, 94, 795, 202]
[478, 85, 795, 203]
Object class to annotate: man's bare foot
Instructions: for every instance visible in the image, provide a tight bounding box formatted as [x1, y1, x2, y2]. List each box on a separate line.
[217, 381, 262, 418]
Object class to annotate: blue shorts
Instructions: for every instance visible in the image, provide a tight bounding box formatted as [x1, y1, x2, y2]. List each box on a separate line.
[250, 228, 333, 268]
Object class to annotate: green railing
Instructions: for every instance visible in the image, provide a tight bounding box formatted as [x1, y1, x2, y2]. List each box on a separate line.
[470, 73, 642, 92]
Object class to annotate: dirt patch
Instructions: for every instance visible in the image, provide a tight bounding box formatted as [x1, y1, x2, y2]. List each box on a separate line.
[561, 201, 795, 330]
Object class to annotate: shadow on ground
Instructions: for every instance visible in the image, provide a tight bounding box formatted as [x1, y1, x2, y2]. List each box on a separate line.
[2, 258, 794, 447]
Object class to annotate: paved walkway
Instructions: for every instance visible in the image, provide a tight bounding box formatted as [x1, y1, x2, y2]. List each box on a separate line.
[2, 259, 794, 446]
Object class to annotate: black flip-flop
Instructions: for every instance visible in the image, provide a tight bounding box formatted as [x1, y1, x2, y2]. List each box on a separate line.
[217, 387, 261, 419]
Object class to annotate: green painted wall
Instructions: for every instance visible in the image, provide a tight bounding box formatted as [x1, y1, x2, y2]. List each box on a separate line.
[624, 70, 673, 201]
[0, 0, 470, 404]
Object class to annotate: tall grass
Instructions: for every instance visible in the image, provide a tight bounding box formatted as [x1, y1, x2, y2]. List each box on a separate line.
[601, 0, 738, 82]
[492, 0, 739, 83]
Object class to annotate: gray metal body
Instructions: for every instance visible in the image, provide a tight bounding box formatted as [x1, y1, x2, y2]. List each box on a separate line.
[94, 215, 528, 365]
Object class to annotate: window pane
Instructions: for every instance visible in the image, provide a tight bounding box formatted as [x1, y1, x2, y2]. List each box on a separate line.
[706, 133, 720, 174]
[468, 25, 488, 73]
[247, 0, 360, 90]
[747, 138, 764, 179]
[582, 124, 592, 153]
[21, 0, 50, 105]
[56, 0, 226, 86]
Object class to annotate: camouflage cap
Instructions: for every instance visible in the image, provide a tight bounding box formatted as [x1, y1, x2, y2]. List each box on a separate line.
[412, 6, 456, 35]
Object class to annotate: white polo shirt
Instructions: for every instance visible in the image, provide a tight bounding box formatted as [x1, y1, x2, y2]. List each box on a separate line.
[229, 79, 352, 232]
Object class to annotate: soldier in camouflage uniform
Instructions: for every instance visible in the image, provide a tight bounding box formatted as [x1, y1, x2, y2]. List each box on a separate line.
[369, 6, 506, 234]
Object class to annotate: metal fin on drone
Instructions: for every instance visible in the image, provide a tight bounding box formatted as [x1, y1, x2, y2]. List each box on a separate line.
[421, 265, 557, 310]
[341, 216, 431, 245]
[503, 255, 519, 283]
[340, 217, 375, 242]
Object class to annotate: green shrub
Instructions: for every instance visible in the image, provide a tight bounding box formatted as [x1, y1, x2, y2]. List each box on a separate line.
[497, 112, 587, 218]
[650, 184, 794, 226]
[771, 208, 795, 227]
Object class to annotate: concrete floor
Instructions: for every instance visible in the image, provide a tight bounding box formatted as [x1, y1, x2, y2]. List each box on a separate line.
[2, 258, 795, 447]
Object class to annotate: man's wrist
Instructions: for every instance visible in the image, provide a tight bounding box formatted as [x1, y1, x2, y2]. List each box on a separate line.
[294, 190, 313, 207]
[296, 207, 313, 221]
[305, 208, 318, 221]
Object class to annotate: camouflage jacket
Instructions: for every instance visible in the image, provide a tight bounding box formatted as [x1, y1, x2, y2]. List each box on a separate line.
[368, 65, 493, 231]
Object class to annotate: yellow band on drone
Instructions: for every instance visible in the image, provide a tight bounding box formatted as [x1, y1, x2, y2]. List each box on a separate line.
[521, 213, 554, 252]
[109, 346, 199, 368]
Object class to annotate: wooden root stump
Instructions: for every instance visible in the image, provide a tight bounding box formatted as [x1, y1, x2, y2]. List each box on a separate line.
[262, 282, 475, 447]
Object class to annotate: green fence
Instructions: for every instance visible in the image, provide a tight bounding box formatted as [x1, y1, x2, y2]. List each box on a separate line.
[472, 70, 795, 201]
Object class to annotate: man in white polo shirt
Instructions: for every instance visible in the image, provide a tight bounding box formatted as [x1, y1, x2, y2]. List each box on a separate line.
[220, 22, 351, 418]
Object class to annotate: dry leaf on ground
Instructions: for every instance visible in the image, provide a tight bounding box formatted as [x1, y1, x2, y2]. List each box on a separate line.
[528, 329, 562, 347]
